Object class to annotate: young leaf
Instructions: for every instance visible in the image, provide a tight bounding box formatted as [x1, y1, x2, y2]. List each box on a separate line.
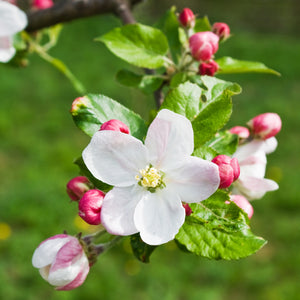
[192, 93, 232, 148]
[116, 69, 163, 94]
[216, 56, 280, 76]
[130, 233, 157, 263]
[96, 23, 169, 69]
[71, 94, 147, 141]
[161, 81, 202, 120]
[176, 191, 267, 260]
[193, 146, 218, 161]
[193, 16, 211, 33]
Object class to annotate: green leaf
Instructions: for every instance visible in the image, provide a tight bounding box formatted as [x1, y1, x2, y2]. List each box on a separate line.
[192, 93, 232, 148]
[155, 6, 181, 63]
[216, 56, 280, 76]
[205, 131, 239, 156]
[97, 23, 169, 69]
[169, 72, 188, 88]
[71, 94, 147, 141]
[161, 81, 202, 120]
[116, 69, 163, 94]
[176, 191, 267, 260]
[193, 146, 218, 161]
[74, 157, 111, 193]
[130, 234, 157, 263]
[193, 16, 211, 33]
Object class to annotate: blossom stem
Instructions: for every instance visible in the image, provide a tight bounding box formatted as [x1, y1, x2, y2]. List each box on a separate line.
[82, 228, 107, 244]
[94, 236, 124, 255]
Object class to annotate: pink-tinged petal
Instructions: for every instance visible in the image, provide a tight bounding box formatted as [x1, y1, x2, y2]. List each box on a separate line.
[101, 185, 142, 236]
[166, 156, 220, 203]
[230, 195, 253, 219]
[134, 188, 185, 245]
[32, 235, 71, 268]
[0, 1, 28, 36]
[239, 152, 267, 178]
[0, 36, 15, 62]
[48, 251, 88, 287]
[145, 109, 194, 170]
[233, 175, 278, 200]
[83, 130, 148, 187]
[56, 258, 89, 291]
[233, 139, 266, 161]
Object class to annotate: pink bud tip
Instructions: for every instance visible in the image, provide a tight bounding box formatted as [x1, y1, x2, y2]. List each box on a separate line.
[229, 126, 250, 139]
[212, 155, 240, 189]
[179, 8, 195, 28]
[100, 119, 130, 134]
[67, 176, 92, 201]
[189, 32, 219, 61]
[182, 203, 193, 216]
[199, 60, 219, 76]
[70, 97, 89, 114]
[78, 189, 105, 225]
[212, 22, 230, 41]
[230, 195, 254, 219]
[247, 113, 282, 140]
[32, 0, 54, 9]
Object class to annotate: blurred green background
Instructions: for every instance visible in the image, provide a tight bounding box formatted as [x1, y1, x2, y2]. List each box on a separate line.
[0, 0, 299, 299]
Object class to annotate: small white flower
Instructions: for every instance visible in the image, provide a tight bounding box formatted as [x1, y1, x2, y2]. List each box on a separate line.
[83, 109, 220, 245]
[0, 1, 27, 63]
[232, 138, 278, 200]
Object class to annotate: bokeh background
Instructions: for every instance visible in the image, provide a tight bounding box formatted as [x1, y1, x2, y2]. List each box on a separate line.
[0, 0, 299, 299]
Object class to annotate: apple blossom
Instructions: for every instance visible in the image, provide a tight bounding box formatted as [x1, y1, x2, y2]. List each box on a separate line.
[78, 189, 105, 225]
[82, 109, 220, 245]
[230, 195, 253, 219]
[229, 126, 250, 139]
[0, 1, 27, 63]
[189, 32, 219, 61]
[178, 8, 195, 28]
[212, 22, 230, 41]
[32, 0, 54, 10]
[100, 119, 130, 134]
[247, 112, 282, 140]
[199, 60, 219, 76]
[232, 139, 278, 200]
[32, 234, 89, 290]
[67, 176, 92, 201]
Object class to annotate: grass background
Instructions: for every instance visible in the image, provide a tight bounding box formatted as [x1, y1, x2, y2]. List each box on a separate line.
[0, 1, 299, 299]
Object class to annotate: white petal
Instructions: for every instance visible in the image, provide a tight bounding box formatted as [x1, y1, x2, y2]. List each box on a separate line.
[0, 1, 27, 36]
[101, 185, 142, 236]
[32, 235, 71, 268]
[0, 36, 15, 62]
[239, 151, 267, 178]
[145, 109, 194, 170]
[166, 156, 220, 203]
[233, 175, 279, 200]
[134, 188, 185, 245]
[48, 251, 89, 287]
[83, 130, 148, 187]
[262, 137, 278, 154]
[233, 139, 266, 161]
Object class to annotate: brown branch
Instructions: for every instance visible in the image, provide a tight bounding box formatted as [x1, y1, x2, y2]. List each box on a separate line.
[25, 0, 142, 32]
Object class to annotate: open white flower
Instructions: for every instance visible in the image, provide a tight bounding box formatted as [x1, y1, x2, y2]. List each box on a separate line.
[83, 109, 220, 245]
[0, 1, 27, 63]
[232, 138, 278, 200]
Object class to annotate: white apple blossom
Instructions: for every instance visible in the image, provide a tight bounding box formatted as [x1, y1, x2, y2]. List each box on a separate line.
[83, 109, 220, 245]
[0, 1, 27, 63]
[232, 138, 278, 200]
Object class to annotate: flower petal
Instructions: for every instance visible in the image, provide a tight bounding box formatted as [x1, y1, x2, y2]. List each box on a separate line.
[32, 235, 71, 268]
[0, 36, 15, 62]
[262, 137, 278, 154]
[0, 1, 27, 37]
[145, 109, 194, 170]
[134, 188, 185, 245]
[166, 156, 220, 203]
[101, 185, 142, 236]
[239, 151, 267, 178]
[83, 130, 148, 187]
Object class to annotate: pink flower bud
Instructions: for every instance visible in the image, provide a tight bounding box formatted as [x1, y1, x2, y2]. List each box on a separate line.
[199, 60, 219, 76]
[78, 189, 105, 225]
[178, 8, 195, 28]
[212, 22, 230, 41]
[212, 155, 240, 188]
[247, 113, 282, 140]
[66, 176, 92, 201]
[182, 203, 193, 216]
[70, 96, 90, 114]
[32, 0, 54, 10]
[100, 119, 130, 134]
[189, 32, 219, 61]
[32, 234, 90, 290]
[229, 126, 250, 139]
[230, 195, 254, 219]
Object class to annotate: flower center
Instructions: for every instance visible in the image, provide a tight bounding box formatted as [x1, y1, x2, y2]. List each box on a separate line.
[135, 165, 165, 192]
